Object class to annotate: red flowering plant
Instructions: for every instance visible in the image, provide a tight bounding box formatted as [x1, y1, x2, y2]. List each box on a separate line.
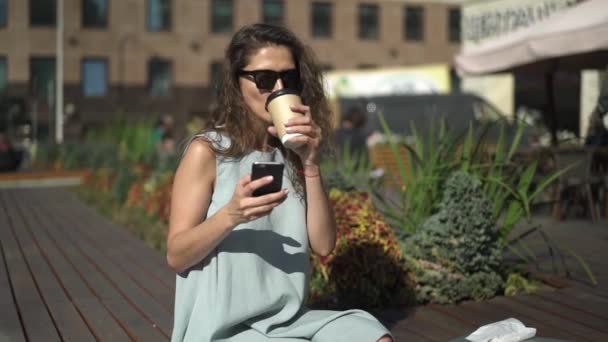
[309, 189, 415, 310]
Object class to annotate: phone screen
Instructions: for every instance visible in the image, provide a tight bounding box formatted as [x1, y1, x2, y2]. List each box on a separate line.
[251, 162, 284, 197]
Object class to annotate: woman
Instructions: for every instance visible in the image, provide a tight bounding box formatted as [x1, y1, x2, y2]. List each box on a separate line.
[166, 24, 393, 342]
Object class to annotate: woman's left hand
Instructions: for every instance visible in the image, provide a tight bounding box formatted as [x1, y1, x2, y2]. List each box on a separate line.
[267, 104, 322, 167]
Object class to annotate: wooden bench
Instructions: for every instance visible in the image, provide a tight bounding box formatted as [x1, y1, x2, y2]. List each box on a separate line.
[2, 188, 608, 341]
[369, 144, 411, 187]
[0, 187, 174, 341]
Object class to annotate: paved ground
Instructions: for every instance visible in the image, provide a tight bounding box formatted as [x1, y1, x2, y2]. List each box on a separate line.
[1, 187, 607, 341]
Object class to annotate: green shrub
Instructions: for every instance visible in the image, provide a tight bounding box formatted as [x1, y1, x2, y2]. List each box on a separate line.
[405, 171, 504, 304]
[504, 272, 541, 296]
[310, 190, 415, 310]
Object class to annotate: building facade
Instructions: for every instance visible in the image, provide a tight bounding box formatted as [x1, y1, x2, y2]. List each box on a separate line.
[0, 0, 461, 139]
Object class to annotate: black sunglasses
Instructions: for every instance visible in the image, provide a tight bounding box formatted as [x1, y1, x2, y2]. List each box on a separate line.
[238, 69, 300, 91]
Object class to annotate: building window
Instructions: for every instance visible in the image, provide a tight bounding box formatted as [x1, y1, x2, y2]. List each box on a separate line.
[0, 57, 6, 93]
[358, 4, 379, 40]
[448, 7, 461, 43]
[262, 0, 283, 26]
[311, 2, 332, 38]
[30, 57, 56, 99]
[211, 0, 232, 33]
[0, 0, 7, 27]
[404, 6, 424, 41]
[148, 58, 171, 96]
[30, 0, 56, 27]
[147, 0, 171, 32]
[82, 58, 108, 97]
[83, 0, 108, 28]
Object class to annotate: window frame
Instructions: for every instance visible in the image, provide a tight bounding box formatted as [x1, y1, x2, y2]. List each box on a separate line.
[29, 56, 56, 98]
[262, 0, 284, 26]
[147, 0, 172, 32]
[211, 0, 233, 33]
[0, 56, 7, 93]
[0, 0, 7, 28]
[311, 1, 332, 38]
[358, 3, 379, 40]
[404, 5, 425, 42]
[148, 57, 172, 97]
[82, 0, 109, 29]
[448, 7, 461, 43]
[30, 0, 57, 27]
[81, 57, 109, 97]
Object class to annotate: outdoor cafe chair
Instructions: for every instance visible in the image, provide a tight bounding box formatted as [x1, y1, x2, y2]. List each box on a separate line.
[551, 147, 602, 222]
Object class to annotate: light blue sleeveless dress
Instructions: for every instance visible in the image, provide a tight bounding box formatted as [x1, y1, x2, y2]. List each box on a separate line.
[171, 132, 392, 342]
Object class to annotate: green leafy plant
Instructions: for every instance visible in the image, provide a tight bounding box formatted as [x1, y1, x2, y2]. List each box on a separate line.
[504, 272, 542, 296]
[309, 189, 415, 310]
[321, 141, 381, 193]
[405, 171, 504, 304]
[373, 112, 596, 286]
[373, 116, 463, 237]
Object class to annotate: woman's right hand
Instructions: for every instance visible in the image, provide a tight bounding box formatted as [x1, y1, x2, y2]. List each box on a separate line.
[223, 174, 288, 226]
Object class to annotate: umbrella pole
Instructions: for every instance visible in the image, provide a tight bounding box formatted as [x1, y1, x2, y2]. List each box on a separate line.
[546, 71, 559, 146]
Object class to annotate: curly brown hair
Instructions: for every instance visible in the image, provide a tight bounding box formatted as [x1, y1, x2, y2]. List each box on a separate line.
[204, 23, 333, 196]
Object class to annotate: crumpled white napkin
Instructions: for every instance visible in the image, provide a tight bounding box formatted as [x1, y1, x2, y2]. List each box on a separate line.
[466, 318, 536, 342]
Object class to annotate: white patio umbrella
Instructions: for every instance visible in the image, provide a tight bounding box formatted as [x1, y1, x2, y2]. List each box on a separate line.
[454, 0, 608, 145]
[455, 0, 608, 76]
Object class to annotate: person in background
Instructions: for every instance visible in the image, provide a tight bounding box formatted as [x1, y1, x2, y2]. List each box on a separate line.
[0, 133, 21, 172]
[584, 107, 608, 147]
[334, 106, 369, 164]
[166, 23, 392, 342]
[152, 114, 177, 157]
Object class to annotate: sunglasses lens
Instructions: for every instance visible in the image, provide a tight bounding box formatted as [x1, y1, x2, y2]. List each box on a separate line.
[282, 70, 300, 89]
[256, 72, 279, 90]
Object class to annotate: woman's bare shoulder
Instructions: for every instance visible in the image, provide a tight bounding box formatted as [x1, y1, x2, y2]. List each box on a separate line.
[177, 137, 216, 179]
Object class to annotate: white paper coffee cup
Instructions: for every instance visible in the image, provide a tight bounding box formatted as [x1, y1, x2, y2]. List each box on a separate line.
[266, 89, 305, 149]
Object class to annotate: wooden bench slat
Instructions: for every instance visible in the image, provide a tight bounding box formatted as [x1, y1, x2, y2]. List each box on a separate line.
[389, 314, 455, 341]
[390, 328, 432, 341]
[491, 296, 603, 341]
[0, 191, 27, 342]
[0, 192, 62, 341]
[0, 245, 27, 342]
[17, 190, 134, 341]
[464, 298, 584, 341]
[511, 293, 608, 334]
[537, 288, 608, 320]
[430, 300, 581, 341]
[417, 306, 476, 337]
[60, 189, 176, 289]
[29, 189, 173, 338]
[7, 189, 98, 342]
[21, 190, 171, 340]
[104, 298, 169, 341]
[61, 199, 175, 314]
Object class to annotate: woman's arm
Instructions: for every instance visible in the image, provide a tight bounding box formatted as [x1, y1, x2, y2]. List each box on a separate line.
[270, 104, 337, 257]
[166, 139, 288, 273]
[302, 164, 337, 256]
[166, 139, 233, 273]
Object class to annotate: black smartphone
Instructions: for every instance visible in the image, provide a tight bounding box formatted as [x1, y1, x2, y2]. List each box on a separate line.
[251, 162, 285, 197]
